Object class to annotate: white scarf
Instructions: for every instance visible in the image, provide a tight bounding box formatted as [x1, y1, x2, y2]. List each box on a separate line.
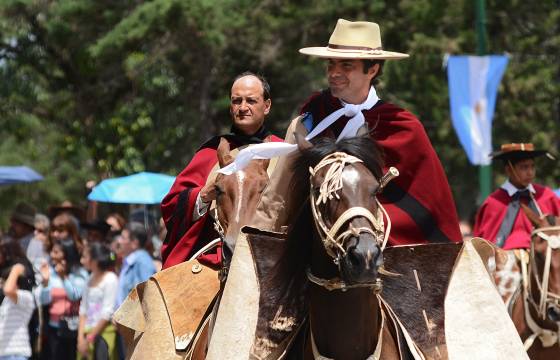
[218, 86, 380, 175]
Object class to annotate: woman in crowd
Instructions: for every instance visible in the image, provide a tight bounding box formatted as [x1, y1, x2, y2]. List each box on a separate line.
[0, 241, 36, 360]
[47, 213, 83, 254]
[105, 213, 126, 237]
[77, 243, 118, 360]
[38, 239, 88, 360]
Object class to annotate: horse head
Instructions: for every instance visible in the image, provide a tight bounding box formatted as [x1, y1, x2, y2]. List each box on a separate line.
[214, 137, 270, 257]
[521, 204, 560, 323]
[294, 134, 396, 287]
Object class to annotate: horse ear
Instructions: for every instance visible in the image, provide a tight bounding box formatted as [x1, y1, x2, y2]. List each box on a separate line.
[294, 132, 312, 151]
[521, 203, 545, 228]
[356, 124, 370, 137]
[217, 138, 234, 168]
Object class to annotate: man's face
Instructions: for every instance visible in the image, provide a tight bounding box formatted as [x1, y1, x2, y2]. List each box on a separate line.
[230, 75, 271, 135]
[118, 229, 136, 257]
[506, 158, 536, 188]
[327, 59, 377, 104]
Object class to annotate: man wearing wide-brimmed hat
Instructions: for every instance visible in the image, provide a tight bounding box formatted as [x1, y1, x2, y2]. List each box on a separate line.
[207, 19, 463, 358]
[295, 19, 462, 245]
[7, 202, 36, 252]
[474, 143, 560, 249]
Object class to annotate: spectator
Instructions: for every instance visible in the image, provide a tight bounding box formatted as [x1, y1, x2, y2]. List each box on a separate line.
[38, 239, 88, 360]
[6, 202, 36, 253]
[27, 214, 50, 269]
[80, 219, 111, 245]
[47, 213, 83, 255]
[77, 243, 118, 360]
[105, 214, 126, 237]
[0, 241, 36, 360]
[115, 222, 156, 309]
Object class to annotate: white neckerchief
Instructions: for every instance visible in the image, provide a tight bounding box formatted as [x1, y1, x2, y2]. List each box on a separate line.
[218, 86, 380, 175]
[501, 180, 536, 197]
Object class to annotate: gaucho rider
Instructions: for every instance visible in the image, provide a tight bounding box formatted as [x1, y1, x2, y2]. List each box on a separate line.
[474, 143, 560, 249]
[160, 72, 282, 269]
[222, 19, 462, 245]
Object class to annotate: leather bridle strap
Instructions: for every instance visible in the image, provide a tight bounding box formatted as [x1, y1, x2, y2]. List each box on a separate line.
[521, 226, 560, 350]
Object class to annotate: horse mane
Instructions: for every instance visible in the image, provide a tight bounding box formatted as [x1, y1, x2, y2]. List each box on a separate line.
[292, 135, 384, 192]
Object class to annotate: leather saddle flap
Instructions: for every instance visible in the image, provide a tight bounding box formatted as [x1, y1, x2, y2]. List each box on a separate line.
[151, 260, 220, 351]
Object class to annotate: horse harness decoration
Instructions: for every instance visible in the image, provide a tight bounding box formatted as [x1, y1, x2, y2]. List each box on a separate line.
[306, 151, 398, 292]
[520, 225, 560, 350]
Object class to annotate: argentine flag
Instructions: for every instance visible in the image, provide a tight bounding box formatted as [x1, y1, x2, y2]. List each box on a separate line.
[447, 55, 509, 165]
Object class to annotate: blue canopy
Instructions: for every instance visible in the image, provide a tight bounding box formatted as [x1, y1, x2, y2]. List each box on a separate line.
[0, 166, 44, 185]
[88, 171, 175, 204]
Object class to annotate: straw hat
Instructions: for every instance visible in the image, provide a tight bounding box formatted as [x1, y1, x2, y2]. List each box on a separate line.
[490, 143, 555, 162]
[299, 19, 409, 60]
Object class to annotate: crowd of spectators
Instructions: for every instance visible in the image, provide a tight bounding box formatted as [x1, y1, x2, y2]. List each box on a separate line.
[0, 201, 163, 360]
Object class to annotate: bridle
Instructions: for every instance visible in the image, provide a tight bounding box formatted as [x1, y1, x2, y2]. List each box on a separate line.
[306, 152, 398, 292]
[520, 225, 560, 350]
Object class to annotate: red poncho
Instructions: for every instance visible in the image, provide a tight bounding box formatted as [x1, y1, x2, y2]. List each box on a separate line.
[161, 131, 282, 269]
[473, 184, 560, 249]
[301, 90, 462, 245]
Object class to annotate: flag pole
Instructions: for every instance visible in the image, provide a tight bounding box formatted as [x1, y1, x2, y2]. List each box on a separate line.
[476, 0, 492, 200]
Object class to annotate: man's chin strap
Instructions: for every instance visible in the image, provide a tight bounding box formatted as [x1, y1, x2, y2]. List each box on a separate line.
[218, 86, 380, 175]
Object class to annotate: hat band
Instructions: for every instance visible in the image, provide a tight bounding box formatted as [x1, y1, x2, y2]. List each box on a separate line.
[327, 43, 383, 54]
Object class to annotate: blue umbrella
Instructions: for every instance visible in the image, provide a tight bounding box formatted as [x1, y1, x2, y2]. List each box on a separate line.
[88, 172, 175, 204]
[0, 166, 44, 185]
[555, 189, 560, 198]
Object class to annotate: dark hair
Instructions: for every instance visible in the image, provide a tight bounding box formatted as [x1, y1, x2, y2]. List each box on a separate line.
[126, 222, 149, 248]
[0, 241, 35, 291]
[53, 238, 81, 272]
[233, 71, 271, 100]
[48, 213, 83, 252]
[362, 60, 385, 86]
[292, 135, 385, 193]
[87, 242, 115, 271]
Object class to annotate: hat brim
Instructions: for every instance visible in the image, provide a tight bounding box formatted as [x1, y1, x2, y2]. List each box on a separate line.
[11, 214, 35, 227]
[299, 47, 409, 60]
[491, 150, 554, 161]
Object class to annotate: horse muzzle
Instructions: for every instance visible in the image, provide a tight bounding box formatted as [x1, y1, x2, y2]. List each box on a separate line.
[339, 235, 383, 285]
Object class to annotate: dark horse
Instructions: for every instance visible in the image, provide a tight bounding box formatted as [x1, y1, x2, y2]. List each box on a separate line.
[289, 134, 415, 359]
[509, 205, 560, 360]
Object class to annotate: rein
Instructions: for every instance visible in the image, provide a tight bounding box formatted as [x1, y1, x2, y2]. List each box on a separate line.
[520, 225, 560, 350]
[307, 152, 397, 292]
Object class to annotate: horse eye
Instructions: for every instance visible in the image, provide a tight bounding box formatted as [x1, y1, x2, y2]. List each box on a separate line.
[214, 185, 224, 196]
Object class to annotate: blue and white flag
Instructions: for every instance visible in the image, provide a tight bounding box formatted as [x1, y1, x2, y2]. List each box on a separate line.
[447, 55, 509, 165]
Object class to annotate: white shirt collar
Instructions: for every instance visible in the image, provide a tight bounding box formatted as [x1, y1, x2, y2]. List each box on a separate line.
[501, 180, 536, 197]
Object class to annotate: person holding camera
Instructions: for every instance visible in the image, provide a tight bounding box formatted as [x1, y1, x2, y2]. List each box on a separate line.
[38, 239, 88, 360]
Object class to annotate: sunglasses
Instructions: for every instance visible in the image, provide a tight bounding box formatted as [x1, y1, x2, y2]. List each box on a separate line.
[50, 225, 67, 232]
[35, 228, 48, 234]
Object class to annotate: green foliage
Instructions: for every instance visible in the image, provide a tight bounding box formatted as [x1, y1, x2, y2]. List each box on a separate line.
[0, 0, 558, 227]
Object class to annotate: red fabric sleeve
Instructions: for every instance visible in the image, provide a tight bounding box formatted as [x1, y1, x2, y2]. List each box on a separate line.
[370, 103, 462, 244]
[473, 190, 508, 243]
[160, 147, 221, 269]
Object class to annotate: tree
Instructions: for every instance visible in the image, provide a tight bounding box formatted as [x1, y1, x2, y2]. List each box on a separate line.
[0, 0, 558, 227]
